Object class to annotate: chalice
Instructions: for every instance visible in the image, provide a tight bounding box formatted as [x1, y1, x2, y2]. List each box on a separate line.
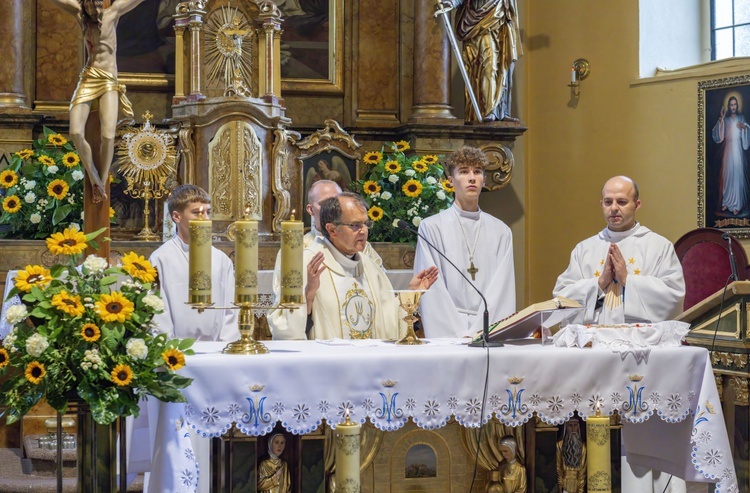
[394, 290, 425, 345]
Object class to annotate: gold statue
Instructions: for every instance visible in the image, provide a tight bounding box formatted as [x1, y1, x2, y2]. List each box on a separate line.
[258, 432, 292, 493]
[440, 0, 523, 122]
[556, 419, 587, 493]
[496, 435, 527, 493]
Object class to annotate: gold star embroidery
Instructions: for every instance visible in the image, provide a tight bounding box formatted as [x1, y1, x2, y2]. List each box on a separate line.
[628, 258, 635, 264]
[599, 259, 605, 265]
[594, 270, 601, 277]
[634, 269, 641, 275]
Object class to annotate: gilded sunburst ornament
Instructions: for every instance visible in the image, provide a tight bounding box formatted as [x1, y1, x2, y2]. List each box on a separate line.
[205, 5, 254, 92]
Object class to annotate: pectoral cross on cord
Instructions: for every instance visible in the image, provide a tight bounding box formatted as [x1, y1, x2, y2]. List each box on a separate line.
[467, 262, 478, 281]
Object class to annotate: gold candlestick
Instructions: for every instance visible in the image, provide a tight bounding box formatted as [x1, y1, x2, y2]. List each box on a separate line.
[280, 211, 304, 304]
[394, 290, 425, 345]
[335, 409, 361, 491]
[586, 403, 611, 493]
[188, 207, 212, 307]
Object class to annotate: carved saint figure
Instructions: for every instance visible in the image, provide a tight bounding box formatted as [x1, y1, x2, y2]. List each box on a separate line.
[258, 433, 292, 493]
[441, 0, 523, 122]
[556, 418, 587, 493]
[497, 435, 527, 493]
[48, 0, 144, 203]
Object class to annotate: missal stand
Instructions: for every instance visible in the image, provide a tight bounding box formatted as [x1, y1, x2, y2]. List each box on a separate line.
[473, 297, 583, 344]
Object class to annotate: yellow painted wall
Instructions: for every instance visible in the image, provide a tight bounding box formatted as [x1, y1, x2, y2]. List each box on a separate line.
[522, 1, 740, 304]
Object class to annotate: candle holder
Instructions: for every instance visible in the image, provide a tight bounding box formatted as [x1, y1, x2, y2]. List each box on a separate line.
[394, 290, 425, 345]
[187, 301, 299, 355]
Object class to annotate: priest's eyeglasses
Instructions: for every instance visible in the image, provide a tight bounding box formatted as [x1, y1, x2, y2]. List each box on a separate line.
[336, 220, 374, 232]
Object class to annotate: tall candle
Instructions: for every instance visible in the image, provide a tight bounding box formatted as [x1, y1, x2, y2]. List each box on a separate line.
[335, 409, 361, 492]
[280, 211, 304, 304]
[586, 403, 611, 493]
[571, 66, 577, 84]
[234, 215, 258, 304]
[189, 208, 212, 305]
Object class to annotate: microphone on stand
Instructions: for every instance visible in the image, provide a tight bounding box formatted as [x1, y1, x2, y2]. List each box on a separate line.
[396, 220, 501, 347]
[722, 232, 740, 282]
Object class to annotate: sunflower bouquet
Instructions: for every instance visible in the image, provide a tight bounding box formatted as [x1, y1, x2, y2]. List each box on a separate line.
[0, 227, 194, 425]
[0, 127, 86, 239]
[350, 140, 454, 243]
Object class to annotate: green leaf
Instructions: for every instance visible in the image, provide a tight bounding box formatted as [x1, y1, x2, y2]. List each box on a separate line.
[52, 204, 73, 226]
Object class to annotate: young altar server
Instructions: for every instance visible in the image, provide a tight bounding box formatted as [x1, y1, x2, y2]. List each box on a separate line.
[553, 175, 685, 325]
[413, 146, 516, 338]
[553, 175, 686, 493]
[150, 184, 239, 341]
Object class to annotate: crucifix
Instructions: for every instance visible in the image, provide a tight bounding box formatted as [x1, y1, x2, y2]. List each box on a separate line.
[467, 262, 478, 281]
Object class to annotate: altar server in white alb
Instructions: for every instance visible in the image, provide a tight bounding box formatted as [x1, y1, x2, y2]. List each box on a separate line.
[414, 146, 516, 338]
[553, 176, 685, 326]
[269, 192, 438, 340]
[150, 184, 239, 341]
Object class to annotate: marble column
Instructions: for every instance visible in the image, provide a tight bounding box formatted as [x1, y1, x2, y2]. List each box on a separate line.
[409, 0, 456, 122]
[0, 0, 34, 109]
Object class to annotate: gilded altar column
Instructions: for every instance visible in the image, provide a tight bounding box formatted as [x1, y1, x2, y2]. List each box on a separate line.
[0, 0, 34, 108]
[256, 1, 283, 100]
[409, 0, 456, 122]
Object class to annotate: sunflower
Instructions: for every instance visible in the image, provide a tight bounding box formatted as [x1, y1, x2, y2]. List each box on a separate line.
[0, 169, 18, 188]
[51, 290, 85, 317]
[14, 265, 53, 292]
[385, 161, 401, 174]
[441, 179, 454, 193]
[402, 179, 423, 198]
[0, 348, 8, 369]
[48, 134, 68, 146]
[47, 179, 69, 200]
[80, 323, 101, 342]
[421, 155, 438, 165]
[38, 155, 55, 167]
[412, 160, 428, 173]
[46, 227, 87, 255]
[363, 180, 381, 195]
[25, 361, 45, 384]
[62, 152, 80, 168]
[121, 252, 157, 283]
[95, 292, 135, 323]
[162, 348, 186, 371]
[362, 151, 383, 165]
[15, 149, 33, 160]
[393, 140, 410, 153]
[2, 195, 21, 214]
[368, 206, 384, 222]
[111, 364, 134, 386]
[109, 207, 115, 219]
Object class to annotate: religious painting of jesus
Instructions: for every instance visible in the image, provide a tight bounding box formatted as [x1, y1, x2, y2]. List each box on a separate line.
[699, 75, 750, 238]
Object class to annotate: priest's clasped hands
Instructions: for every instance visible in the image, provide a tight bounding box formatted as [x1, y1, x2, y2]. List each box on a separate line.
[597, 243, 628, 291]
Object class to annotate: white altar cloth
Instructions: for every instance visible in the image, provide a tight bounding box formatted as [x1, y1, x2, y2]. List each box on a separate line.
[143, 340, 737, 493]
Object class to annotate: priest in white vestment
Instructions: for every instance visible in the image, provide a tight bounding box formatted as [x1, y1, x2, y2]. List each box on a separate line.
[150, 184, 239, 342]
[414, 146, 516, 338]
[269, 192, 437, 340]
[553, 176, 686, 493]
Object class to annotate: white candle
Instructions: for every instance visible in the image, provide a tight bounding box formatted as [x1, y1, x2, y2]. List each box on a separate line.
[234, 210, 258, 304]
[571, 66, 577, 84]
[188, 207, 212, 305]
[280, 210, 304, 304]
[335, 409, 361, 491]
[586, 403, 611, 493]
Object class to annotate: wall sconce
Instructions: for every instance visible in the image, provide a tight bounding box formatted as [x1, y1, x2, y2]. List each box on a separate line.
[568, 59, 590, 97]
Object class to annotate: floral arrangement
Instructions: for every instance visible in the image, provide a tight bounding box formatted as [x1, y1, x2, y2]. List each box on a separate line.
[350, 141, 454, 243]
[0, 127, 91, 239]
[0, 228, 194, 425]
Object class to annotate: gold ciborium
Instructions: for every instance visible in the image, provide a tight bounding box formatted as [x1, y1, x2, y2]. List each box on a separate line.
[394, 290, 425, 345]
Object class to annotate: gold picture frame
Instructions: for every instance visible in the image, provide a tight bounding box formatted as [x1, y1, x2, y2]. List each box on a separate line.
[280, 0, 344, 95]
[698, 74, 750, 237]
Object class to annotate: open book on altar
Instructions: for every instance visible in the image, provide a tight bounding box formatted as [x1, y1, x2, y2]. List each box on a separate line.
[473, 297, 584, 343]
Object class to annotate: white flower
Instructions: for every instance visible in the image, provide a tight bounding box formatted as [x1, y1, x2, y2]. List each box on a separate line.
[24, 192, 36, 203]
[392, 219, 400, 228]
[5, 304, 28, 325]
[39, 199, 48, 206]
[26, 333, 49, 358]
[67, 196, 75, 204]
[436, 190, 446, 200]
[83, 255, 108, 274]
[426, 176, 437, 185]
[80, 211, 85, 220]
[3, 329, 17, 351]
[388, 174, 399, 183]
[404, 169, 416, 177]
[47, 165, 59, 174]
[143, 294, 165, 312]
[23, 180, 36, 190]
[29, 213, 41, 224]
[126, 338, 149, 360]
[71, 170, 84, 181]
[380, 191, 392, 200]
[412, 216, 422, 227]
[69, 223, 81, 232]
